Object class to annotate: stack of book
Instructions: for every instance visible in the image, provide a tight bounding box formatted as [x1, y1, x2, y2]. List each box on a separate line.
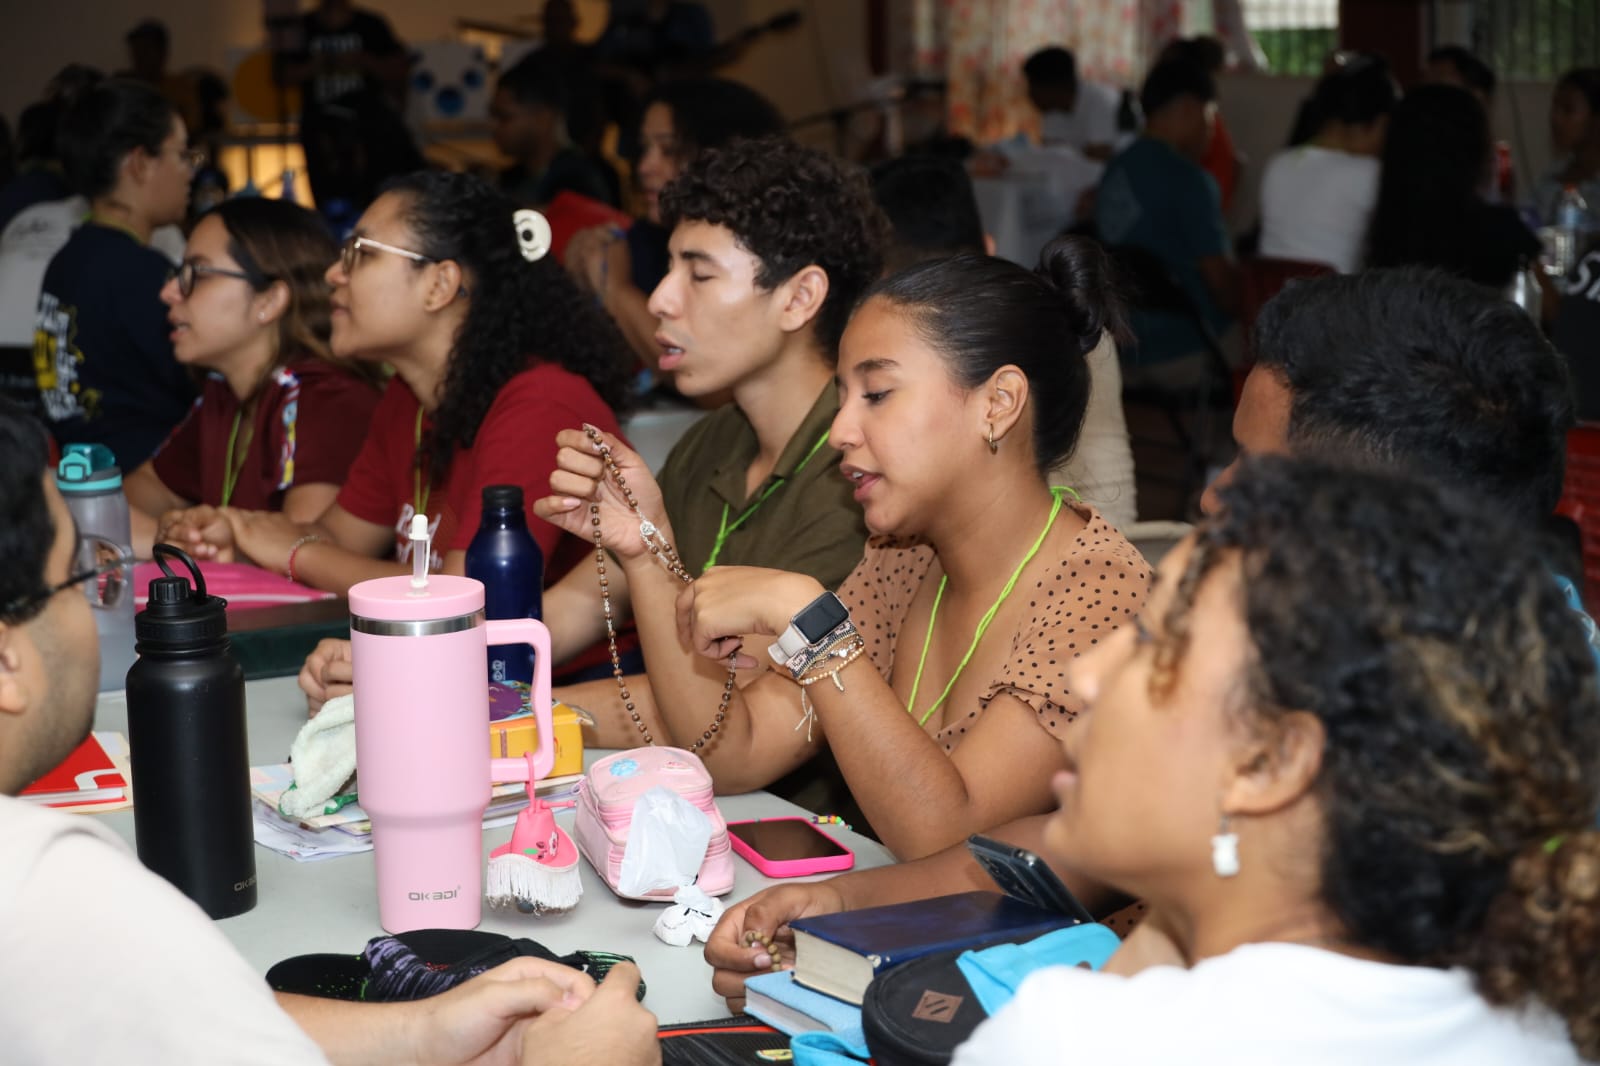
[19, 732, 132, 813]
[743, 890, 1077, 1036]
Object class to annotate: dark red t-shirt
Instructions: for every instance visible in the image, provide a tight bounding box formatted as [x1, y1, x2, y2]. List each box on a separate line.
[335, 361, 621, 581]
[152, 358, 381, 510]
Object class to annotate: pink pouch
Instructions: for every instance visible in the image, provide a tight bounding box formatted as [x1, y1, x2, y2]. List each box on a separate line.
[572, 747, 734, 901]
[133, 560, 333, 612]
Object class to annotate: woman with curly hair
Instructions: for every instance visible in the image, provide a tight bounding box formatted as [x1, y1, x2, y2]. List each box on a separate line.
[541, 233, 1150, 860]
[125, 198, 382, 557]
[160, 170, 631, 594]
[955, 456, 1600, 1064]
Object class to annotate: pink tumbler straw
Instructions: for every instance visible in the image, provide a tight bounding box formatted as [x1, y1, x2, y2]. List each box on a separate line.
[349, 519, 553, 933]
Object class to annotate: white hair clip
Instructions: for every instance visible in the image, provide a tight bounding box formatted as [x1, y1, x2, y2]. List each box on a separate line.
[513, 209, 552, 262]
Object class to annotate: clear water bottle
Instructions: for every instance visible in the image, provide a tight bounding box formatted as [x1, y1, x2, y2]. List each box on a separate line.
[1555, 184, 1592, 277]
[127, 544, 256, 919]
[56, 443, 135, 691]
[465, 485, 543, 718]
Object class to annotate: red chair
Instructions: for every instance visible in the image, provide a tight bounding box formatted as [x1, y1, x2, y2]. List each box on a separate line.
[1557, 424, 1600, 608]
[1234, 256, 1336, 399]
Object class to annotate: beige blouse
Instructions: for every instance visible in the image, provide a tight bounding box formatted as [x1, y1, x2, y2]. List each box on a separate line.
[836, 502, 1152, 751]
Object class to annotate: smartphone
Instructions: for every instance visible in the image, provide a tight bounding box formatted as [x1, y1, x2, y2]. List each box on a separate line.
[727, 816, 856, 878]
[967, 834, 1094, 923]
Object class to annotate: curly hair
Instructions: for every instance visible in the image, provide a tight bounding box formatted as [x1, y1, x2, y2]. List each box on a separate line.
[659, 137, 889, 360]
[383, 170, 634, 478]
[865, 237, 1125, 474]
[205, 198, 383, 391]
[1254, 268, 1573, 525]
[1158, 456, 1600, 1057]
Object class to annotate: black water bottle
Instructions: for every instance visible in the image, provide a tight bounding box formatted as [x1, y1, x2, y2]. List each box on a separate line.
[126, 545, 256, 919]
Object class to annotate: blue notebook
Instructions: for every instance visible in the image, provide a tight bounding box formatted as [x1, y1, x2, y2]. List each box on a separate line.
[743, 970, 865, 1038]
[787, 890, 1078, 1005]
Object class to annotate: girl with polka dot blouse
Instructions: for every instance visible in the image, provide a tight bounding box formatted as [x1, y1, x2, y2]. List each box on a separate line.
[540, 239, 1150, 860]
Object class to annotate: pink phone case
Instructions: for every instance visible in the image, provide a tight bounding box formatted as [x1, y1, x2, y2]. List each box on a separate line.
[726, 816, 856, 878]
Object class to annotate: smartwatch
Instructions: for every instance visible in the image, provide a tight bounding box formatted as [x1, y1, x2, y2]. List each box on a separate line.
[768, 591, 851, 667]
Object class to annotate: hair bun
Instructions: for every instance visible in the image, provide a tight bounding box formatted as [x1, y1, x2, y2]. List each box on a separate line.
[513, 209, 551, 262]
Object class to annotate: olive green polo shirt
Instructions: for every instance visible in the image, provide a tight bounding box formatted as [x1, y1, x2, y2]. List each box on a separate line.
[657, 385, 868, 590]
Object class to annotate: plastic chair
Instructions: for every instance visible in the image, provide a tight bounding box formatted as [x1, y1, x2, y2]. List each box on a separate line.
[1556, 424, 1600, 608]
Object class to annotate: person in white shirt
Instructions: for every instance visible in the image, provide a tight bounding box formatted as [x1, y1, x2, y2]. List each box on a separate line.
[0, 399, 660, 1066]
[1259, 56, 1397, 273]
[1022, 46, 1123, 161]
[954, 455, 1598, 1064]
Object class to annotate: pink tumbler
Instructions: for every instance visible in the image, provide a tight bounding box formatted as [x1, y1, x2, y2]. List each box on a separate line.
[349, 573, 554, 933]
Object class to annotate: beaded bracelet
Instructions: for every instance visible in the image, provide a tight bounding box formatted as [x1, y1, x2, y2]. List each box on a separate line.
[791, 638, 868, 743]
[788, 625, 863, 681]
[285, 534, 323, 585]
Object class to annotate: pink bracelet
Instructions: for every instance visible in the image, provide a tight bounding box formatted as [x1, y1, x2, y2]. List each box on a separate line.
[285, 534, 322, 585]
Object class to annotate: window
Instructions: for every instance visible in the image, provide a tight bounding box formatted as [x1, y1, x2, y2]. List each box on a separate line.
[1241, 0, 1340, 76]
[1470, 0, 1599, 80]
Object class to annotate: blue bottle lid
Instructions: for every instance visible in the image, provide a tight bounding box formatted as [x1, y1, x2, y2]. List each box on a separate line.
[57, 443, 122, 492]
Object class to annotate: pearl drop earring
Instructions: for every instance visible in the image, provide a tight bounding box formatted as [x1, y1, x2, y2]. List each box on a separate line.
[1211, 813, 1240, 878]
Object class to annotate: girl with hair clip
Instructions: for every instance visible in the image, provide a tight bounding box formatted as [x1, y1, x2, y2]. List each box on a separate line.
[952, 457, 1600, 1064]
[161, 170, 632, 595]
[537, 237, 1151, 860]
[125, 198, 383, 557]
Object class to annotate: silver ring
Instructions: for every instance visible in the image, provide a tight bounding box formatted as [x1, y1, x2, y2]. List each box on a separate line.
[349, 609, 485, 637]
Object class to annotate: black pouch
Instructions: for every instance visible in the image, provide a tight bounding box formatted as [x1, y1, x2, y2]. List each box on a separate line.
[861, 945, 991, 1066]
[657, 1015, 790, 1066]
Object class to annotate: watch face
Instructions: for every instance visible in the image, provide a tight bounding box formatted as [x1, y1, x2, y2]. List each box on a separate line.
[794, 593, 849, 643]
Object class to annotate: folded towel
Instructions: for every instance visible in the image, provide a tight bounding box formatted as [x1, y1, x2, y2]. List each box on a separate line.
[279, 694, 357, 819]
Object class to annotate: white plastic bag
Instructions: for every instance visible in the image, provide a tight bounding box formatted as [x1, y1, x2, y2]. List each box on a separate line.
[616, 785, 713, 897]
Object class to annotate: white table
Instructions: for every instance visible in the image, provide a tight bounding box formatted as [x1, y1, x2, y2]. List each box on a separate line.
[93, 676, 893, 1024]
[972, 147, 1104, 268]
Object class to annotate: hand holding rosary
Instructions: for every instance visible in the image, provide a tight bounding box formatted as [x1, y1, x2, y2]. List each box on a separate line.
[586, 425, 738, 752]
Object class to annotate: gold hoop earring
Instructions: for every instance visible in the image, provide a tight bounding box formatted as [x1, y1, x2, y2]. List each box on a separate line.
[987, 424, 999, 455]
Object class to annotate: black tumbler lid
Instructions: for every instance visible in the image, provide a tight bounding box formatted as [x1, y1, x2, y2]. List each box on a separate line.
[137, 544, 230, 645]
[481, 484, 523, 509]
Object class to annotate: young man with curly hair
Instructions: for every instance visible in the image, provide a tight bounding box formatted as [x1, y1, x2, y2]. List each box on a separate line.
[701, 266, 1592, 1010]
[0, 400, 656, 1065]
[300, 140, 886, 778]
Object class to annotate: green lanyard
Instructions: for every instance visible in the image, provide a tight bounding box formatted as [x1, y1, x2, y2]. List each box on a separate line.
[906, 486, 1076, 727]
[701, 429, 832, 572]
[219, 407, 253, 508]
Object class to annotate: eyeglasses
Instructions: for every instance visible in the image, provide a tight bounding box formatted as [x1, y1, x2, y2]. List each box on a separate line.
[179, 147, 207, 171]
[339, 235, 439, 277]
[168, 260, 268, 298]
[0, 536, 129, 624]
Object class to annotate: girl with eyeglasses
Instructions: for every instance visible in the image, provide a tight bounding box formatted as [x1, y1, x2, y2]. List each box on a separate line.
[123, 198, 383, 558]
[160, 170, 632, 596]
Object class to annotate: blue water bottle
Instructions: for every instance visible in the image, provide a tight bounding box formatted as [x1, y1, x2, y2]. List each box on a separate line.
[465, 485, 543, 718]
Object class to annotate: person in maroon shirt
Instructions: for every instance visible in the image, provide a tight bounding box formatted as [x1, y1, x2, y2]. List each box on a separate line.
[125, 198, 382, 556]
[159, 171, 632, 595]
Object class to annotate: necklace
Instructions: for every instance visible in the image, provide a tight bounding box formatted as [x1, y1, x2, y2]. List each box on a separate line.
[586, 425, 738, 751]
[701, 429, 832, 572]
[412, 407, 431, 516]
[906, 487, 1069, 727]
[219, 406, 255, 508]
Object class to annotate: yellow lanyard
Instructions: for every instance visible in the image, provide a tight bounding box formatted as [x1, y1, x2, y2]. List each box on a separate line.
[412, 407, 431, 517]
[219, 407, 254, 508]
[701, 429, 832, 572]
[906, 486, 1074, 727]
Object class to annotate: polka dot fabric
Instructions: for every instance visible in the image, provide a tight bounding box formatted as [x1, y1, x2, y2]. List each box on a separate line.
[835, 502, 1151, 752]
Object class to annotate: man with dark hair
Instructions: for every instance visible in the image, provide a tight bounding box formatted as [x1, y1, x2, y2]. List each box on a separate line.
[869, 154, 990, 274]
[490, 52, 614, 207]
[32, 78, 197, 468]
[1426, 45, 1497, 105]
[700, 266, 1595, 1010]
[0, 400, 656, 1064]
[1095, 58, 1240, 368]
[1021, 45, 1121, 159]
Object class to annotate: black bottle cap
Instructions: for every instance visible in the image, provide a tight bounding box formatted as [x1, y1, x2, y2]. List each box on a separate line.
[481, 484, 523, 510]
[136, 545, 230, 647]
